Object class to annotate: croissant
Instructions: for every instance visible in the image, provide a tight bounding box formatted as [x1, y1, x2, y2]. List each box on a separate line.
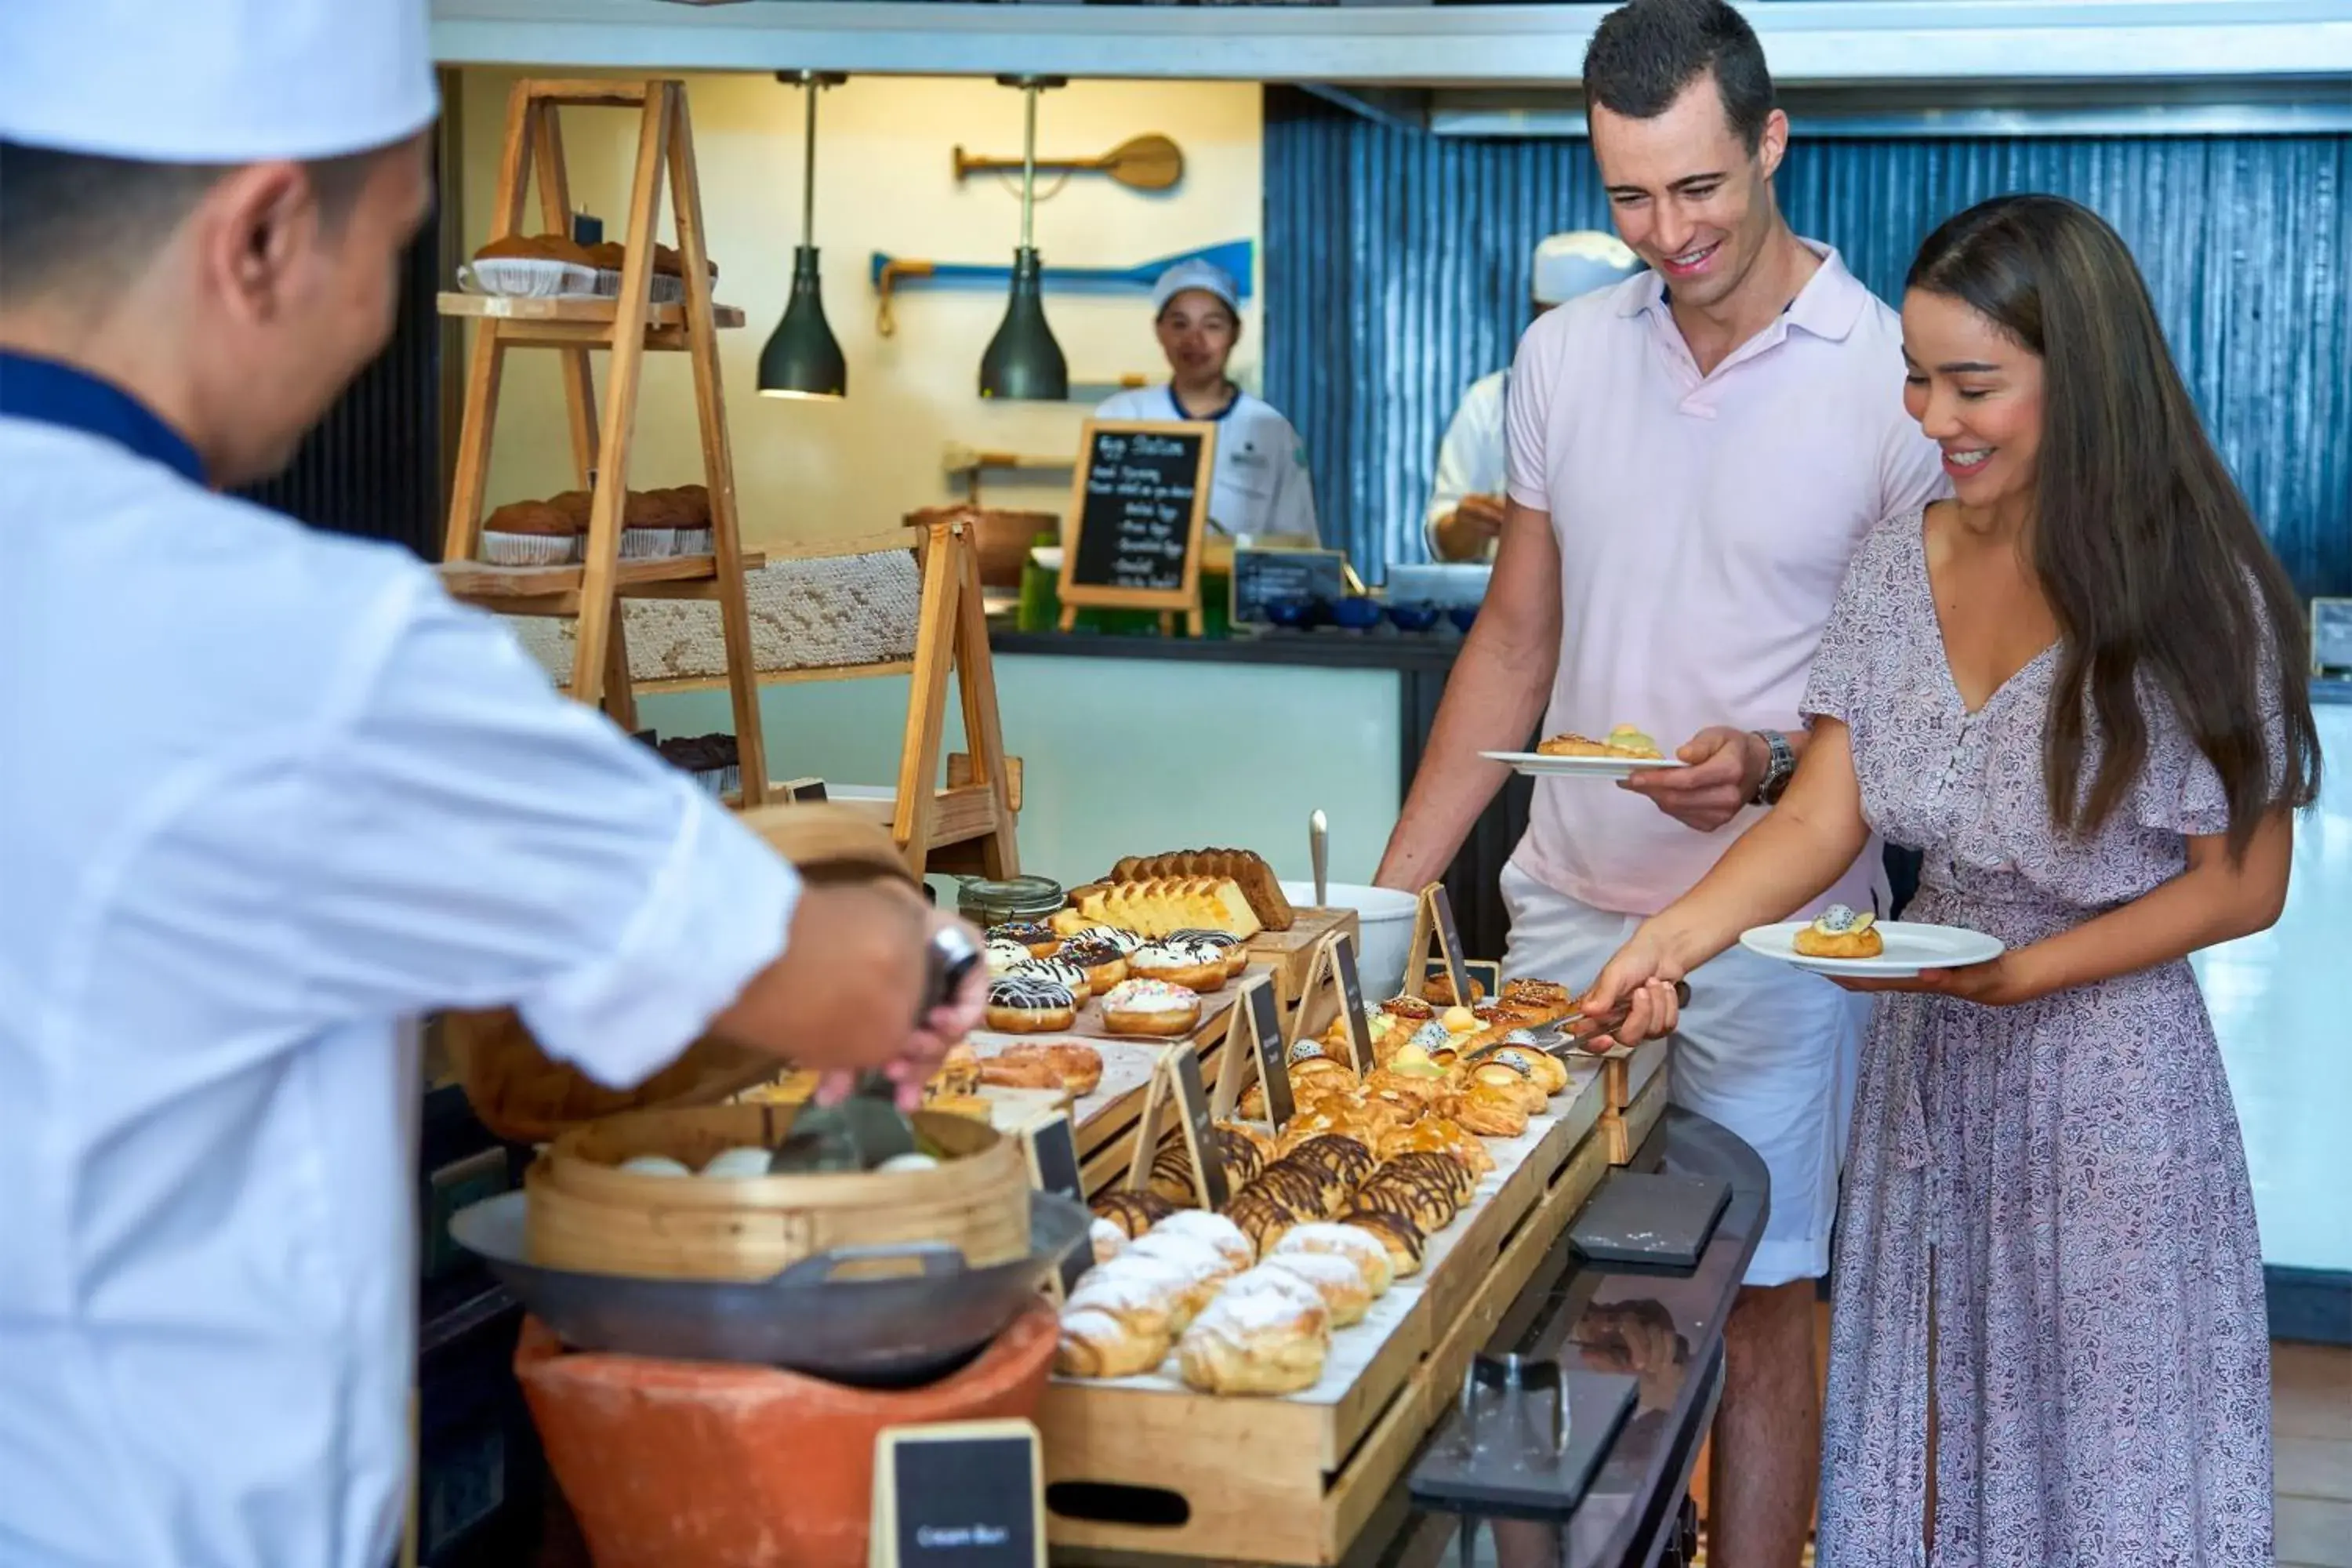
[1176, 1272, 1330, 1395]
[1261, 1251, 1373, 1328]
[1270, 1221, 1395, 1298]
[1056, 1308, 1169, 1379]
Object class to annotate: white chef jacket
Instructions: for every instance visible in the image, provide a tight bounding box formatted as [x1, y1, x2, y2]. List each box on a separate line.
[1094, 385, 1320, 543]
[0, 354, 800, 1568]
[1422, 368, 1508, 561]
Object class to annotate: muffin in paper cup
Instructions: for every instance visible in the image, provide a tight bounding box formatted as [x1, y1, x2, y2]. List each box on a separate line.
[479, 530, 585, 566]
[459, 259, 599, 299]
[619, 526, 677, 560]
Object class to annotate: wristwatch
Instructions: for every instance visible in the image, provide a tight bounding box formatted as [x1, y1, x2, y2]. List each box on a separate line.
[1750, 729, 1796, 806]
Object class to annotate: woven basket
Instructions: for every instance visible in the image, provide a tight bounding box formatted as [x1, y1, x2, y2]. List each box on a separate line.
[525, 1105, 1032, 1282]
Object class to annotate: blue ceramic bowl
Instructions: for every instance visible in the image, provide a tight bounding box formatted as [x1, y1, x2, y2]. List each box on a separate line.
[1386, 601, 1442, 633]
[1262, 597, 1320, 630]
[1446, 604, 1479, 633]
[1331, 597, 1386, 631]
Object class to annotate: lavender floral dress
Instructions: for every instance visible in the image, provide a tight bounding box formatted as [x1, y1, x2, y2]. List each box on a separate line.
[1802, 510, 2273, 1567]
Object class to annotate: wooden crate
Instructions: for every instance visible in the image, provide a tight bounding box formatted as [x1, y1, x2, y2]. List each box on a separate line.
[1038, 1058, 1617, 1564]
[1247, 906, 1359, 1009]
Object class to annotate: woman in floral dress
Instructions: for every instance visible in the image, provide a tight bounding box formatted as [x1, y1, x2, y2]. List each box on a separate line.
[1584, 193, 2321, 1565]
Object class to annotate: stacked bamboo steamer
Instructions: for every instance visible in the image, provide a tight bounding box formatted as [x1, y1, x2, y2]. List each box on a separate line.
[445, 804, 1031, 1285]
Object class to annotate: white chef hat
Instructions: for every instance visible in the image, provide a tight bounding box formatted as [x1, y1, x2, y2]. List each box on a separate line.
[0, 0, 437, 163]
[1151, 259, 1243, 319]
[1531, 231, 1642, 306]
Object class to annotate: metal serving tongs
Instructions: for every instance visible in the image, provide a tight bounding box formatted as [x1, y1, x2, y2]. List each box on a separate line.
[769, 924, 983, 1173]
[1527, 979, 1693, 1057]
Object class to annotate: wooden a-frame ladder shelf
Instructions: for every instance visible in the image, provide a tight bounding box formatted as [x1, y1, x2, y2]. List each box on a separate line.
[436, 77, 771, 806]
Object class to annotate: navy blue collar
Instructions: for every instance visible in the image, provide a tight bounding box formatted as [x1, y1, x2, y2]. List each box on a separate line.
[1166, 383, 1240, 424]
[0, 350, 205, 485]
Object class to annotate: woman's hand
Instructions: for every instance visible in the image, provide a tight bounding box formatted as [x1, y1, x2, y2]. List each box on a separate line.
[1831, 949, 2032, 1006]
[1574, 922, 1690, 1046]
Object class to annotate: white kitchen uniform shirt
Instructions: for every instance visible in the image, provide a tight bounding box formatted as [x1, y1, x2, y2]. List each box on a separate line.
[0, 358, 800, 1568]
[1422, 368, 1508, 561]
[1094, 385, 1320, 543]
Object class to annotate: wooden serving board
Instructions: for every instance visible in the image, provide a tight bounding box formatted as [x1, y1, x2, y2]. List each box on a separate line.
[1038, 1056, 1616, 1565]
[1247, 907, 1359, 1008]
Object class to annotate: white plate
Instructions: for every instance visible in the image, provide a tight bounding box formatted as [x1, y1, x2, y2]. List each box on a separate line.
[1482, 750, 1685, 779]
[1738, 920, 2005, 978]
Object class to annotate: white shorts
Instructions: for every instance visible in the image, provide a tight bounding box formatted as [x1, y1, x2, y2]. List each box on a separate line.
[1500, 864, 1866, 1288]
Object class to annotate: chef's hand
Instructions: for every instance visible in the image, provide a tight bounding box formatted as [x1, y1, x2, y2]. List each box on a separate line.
[1571, 924, 1686, 1047]
[822, 909, 991, 1111]
[714, 880, 953, 1087]
[1621, 725, 1766, 833]
[1433, 494, 1507, 560]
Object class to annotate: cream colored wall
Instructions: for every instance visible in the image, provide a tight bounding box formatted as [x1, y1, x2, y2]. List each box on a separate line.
[456, 71, 1263, 548]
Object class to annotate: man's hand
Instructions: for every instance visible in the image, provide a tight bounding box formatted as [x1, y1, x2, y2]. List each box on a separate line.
[1433, 494, 1508, 561]
[713, 879, 956, 1087]
[1620, 725, 1768, 833]
[817, 906, 989, 1109]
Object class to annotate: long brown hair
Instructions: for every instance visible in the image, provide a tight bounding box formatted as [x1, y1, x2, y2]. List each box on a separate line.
[1907, 194, 2320, 857]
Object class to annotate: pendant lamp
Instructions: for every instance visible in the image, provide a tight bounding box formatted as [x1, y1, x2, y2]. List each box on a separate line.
[978, 75, 1069, 403]
[759, 71, 848, 401]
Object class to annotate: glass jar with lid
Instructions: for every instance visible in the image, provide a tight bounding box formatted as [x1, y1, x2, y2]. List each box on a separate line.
[954, 874, 1066, 931]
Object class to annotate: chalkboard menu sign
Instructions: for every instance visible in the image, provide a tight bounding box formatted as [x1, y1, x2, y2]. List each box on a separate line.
[1058, 419, 1214, 626]
[1022, 1112, 1091, 1298]
[1230, 546, 1348, 628]
[870, 1420, 1044, 1568]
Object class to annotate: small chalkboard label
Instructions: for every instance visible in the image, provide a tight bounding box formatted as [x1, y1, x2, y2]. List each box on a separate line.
[1170, 1050, 1230, 1212]
[1245, 979, 1293, 1127]
[779, 776, 830, 804]
[870, 1420, 1044, 1568]
[1229, 546, 1348, 628]
[1329, 933, 1375, 1076]
[1428, 884, 1469, 1002]
[1058, 419, 1214, 615]
[1022, 1112, 1090, 1297]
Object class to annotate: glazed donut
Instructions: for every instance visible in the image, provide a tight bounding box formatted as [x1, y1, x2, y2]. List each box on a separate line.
[1129, 939, 1228, 993]
[1099, 979, 1203, 1038]
[1005, 956, 1091, 1006]
[988, 920, 1063, 959]
[985, 974, 1076, 1033]
[1170, 927, 1248, 978]
[1055, 936, 1130, 993]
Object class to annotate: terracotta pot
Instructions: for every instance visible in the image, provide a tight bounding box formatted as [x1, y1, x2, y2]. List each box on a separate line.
[517, 1299, 1060, 1568]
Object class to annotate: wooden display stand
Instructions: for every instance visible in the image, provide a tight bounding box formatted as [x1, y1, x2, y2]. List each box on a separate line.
[734, 515, 1021, 880]
[437, 78, 770, 806]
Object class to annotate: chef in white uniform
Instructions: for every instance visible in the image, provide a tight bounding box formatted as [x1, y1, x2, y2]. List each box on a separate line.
[1095, 259, 1320, 543]
[0, 5, 978, 1566]
[1424, 231, 1640, 561]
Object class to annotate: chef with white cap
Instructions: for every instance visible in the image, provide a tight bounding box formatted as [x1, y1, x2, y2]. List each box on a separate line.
[1095, 257, 1322, 543]
[1425, 231, 1642, 561]
[0, 4, 980, 1565]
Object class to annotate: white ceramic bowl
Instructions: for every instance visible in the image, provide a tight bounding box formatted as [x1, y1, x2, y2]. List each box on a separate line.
[1280, 880, 1420, 1002]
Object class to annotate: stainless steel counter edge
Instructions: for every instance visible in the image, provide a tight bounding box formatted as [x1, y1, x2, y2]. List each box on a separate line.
[430, 1, 2352, 87]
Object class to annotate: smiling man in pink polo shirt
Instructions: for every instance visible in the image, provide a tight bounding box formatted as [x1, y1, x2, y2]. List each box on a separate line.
[1375, 2, 1943, 1563]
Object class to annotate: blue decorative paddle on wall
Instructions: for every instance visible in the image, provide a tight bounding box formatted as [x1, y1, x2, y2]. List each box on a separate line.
[871, 239, 1254, 335]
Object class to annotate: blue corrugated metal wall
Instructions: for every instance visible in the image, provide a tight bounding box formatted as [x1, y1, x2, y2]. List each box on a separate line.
[1263, 92, 2351, 597]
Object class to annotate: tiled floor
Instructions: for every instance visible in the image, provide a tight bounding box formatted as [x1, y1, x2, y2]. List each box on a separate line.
[1690, 1312, 2352, 1566]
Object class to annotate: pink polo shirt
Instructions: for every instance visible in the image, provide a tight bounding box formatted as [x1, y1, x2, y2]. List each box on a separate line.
[1504, 241, 1945, 918]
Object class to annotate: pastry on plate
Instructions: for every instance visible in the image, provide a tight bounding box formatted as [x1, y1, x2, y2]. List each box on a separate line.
[986, 974, 1077, 1033]
[1100, 979, 1203, 1037]
[1171, 927, 1250, 978]
[1129, 938, 1229, 993]
[1793, 903, 1884, 958]
[1270, 1221, 1395, 1297]
[1054, 1308, 1167, 1380]
[1261, 1250, 1373, 1328]
[1537, 724, 1664, 760]
[1091, 1189, 1175, 1239]
[1176, 1272, 1330, 1396]
[1056, 936, 1129, 993]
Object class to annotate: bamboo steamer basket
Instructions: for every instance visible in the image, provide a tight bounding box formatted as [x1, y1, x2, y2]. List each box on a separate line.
[443, 804, 1029, 1284]
[525, 1103, 1032, 1283]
